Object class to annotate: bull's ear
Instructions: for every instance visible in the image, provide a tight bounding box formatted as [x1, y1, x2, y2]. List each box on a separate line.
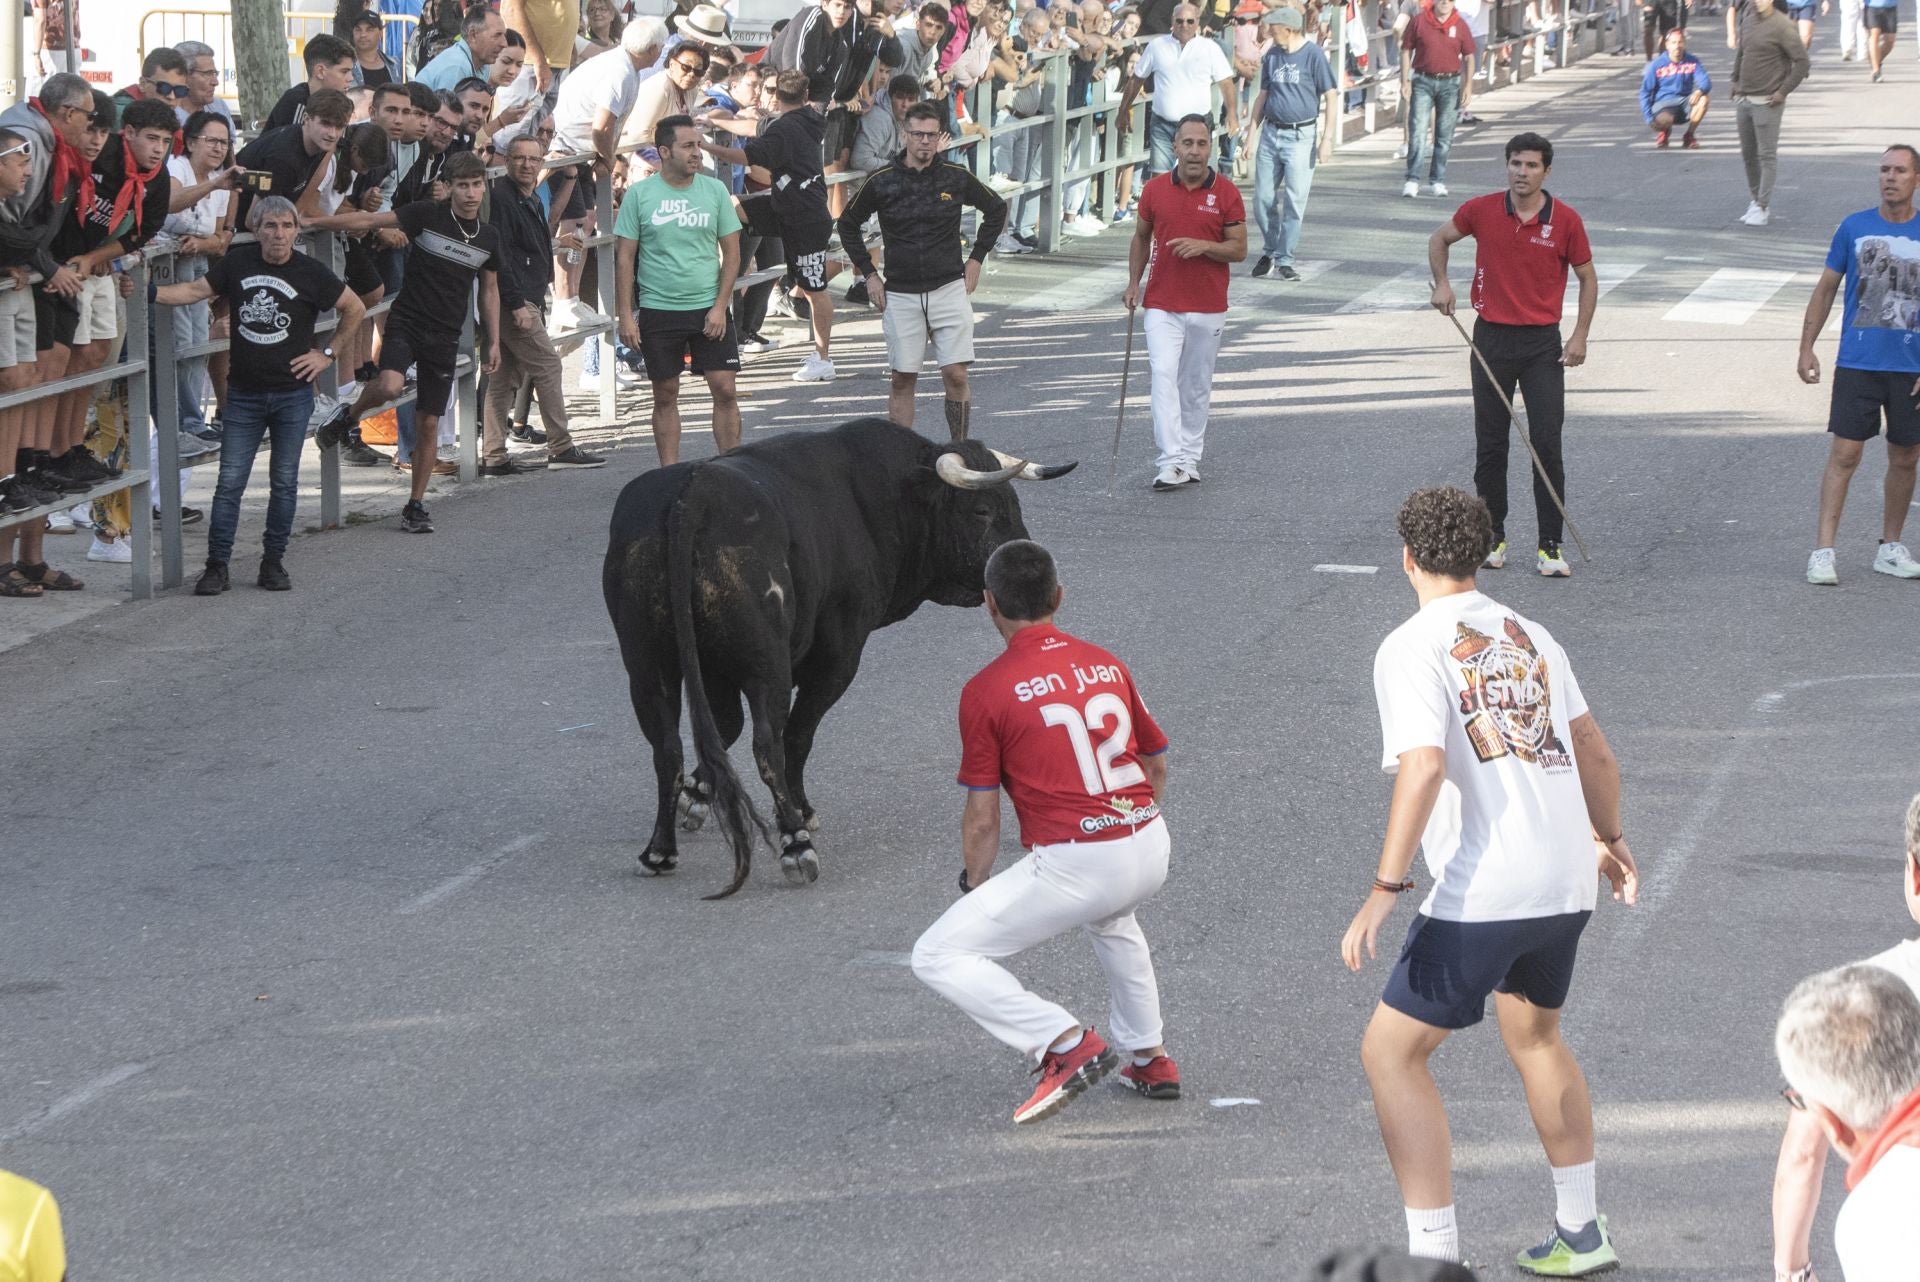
[905, 465, 946, 500]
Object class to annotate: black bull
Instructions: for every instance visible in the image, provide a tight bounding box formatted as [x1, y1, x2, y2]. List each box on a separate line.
[602, 419, 1076, 898]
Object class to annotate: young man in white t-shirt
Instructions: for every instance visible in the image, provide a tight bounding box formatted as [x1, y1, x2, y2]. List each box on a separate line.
[1342, 485, 1640, 1276]
[1770, 792, 1920, 1282]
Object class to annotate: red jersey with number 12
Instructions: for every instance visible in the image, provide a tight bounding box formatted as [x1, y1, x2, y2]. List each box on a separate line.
[957, 625, 1169, 849]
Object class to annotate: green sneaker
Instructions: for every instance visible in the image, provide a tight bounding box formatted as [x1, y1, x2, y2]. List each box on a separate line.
[1484, 540, 1508, 569]
[1515, 1214, 1618, 1276]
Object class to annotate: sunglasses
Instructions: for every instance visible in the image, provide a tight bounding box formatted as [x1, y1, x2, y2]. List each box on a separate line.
[0, 141, 29, 159]
[671, 58, 707, 72]
[149, 81, 193, 100]
[1781, 1086, 1807, 1111]
[1174, 16, 1199, 23]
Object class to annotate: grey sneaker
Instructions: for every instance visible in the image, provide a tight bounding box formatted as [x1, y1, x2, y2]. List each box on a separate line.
[1872, 541, 1920, 579]
[548, 446, 607, 468]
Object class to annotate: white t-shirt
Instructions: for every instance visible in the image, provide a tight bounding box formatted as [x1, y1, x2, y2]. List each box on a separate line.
[1373, 591, 1595, 923]
[1836, 1144, 1920, 1282]
[1133, 32, 1232, 121]
[159, 155, 229, 243]
[490, 65, 543, 150]
[1864, 938, 1920, 996]
[551, 46, 645, 158]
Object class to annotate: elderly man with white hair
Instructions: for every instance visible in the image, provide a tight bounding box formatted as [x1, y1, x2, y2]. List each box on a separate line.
[1771, 793, 1920, 1282]
[1118, 3, 1238, 182]
[172, 40, 234, 130]
[1775, 955, 1920, 1282]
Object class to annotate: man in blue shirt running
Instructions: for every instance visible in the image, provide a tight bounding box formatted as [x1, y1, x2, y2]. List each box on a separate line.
[1638, 28, 1710, 149]
[1799, 145, 1920, 585]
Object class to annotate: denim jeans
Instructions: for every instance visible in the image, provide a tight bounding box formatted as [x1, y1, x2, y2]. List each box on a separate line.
[1405, 72, 1461, 184]
[1253, 122, 1317, 266]
[209, 385, 313, 564]
[1147, 112, 1180, 181]
[171, 255, 211, 433]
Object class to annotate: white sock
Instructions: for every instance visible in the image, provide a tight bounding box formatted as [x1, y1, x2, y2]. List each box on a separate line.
[1405, 1205, 1460, 1262]
[1133, 1055, 1157, 1067]
[1552, 1160, 1597, 1233]
[1051, 1028, 1084, 1054]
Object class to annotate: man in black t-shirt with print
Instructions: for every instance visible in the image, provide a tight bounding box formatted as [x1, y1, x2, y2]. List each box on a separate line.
[157, 196, 364, 594]
[703, 69, 838, 384]
[311, 150, 502, 535]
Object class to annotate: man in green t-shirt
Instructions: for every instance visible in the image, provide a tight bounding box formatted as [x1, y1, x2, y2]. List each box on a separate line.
[614, 114, 744, 466]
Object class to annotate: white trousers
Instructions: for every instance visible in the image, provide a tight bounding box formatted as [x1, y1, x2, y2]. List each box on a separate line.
[1839, 0, 1868, 56]
[912, 818, 1171, 1063]
[1144, 308, 1226, 471]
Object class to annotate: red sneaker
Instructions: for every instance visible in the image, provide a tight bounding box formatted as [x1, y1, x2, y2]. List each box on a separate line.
[1655, 129, 1670, 148]
[1013, 1028, 1116, 1125]
[1118, 1054, 1182, 1100]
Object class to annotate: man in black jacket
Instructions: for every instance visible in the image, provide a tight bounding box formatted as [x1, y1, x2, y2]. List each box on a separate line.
[479, 135, 602, 475]
[836, 100, 1006, 438]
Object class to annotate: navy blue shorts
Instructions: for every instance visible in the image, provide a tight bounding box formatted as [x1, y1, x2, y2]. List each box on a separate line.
[1787, 2, 1818, 20]
[1381, 911, 1591, 1030]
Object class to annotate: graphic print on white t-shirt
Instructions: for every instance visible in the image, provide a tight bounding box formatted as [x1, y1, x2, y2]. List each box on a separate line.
[1373, 592, 1596, 923]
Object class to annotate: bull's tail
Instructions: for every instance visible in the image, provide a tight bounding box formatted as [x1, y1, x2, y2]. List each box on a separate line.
[667, 494, 771, 899]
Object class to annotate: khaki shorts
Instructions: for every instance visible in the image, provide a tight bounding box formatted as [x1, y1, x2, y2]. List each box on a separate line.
[73, 273, 120, 345]
[0, 285, 36, 369]
[882, 278, 974, 374]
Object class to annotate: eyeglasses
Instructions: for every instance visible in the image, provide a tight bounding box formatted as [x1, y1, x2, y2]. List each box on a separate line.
[0, 141, 27, 159]
[905, 129, 941, 139]
[1781, 1086, 1807, 1111]
[190, 134, 231, 148]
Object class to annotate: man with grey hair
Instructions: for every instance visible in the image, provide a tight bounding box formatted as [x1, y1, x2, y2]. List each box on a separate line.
[173, 40, 234, 130]
[1772, 791, 1920, 1282]
[416, 3, 509, 92]
[1119, 3, 1238, 182]
[1776, 961, 1920, 1282]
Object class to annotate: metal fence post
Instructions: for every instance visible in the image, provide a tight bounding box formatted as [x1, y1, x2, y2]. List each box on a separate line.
[456, 299, 478, 482]
[1037, 54, 1068, 255]
[148, 249, 185, 590]
[125, 260, 154, 601]
[596, 173, 617, 427]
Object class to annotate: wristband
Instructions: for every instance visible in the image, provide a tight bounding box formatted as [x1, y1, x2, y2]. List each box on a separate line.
[1596, 832, 1623, 845]
[1373, 876, 1415, 894]
[958, 868, 973, 894]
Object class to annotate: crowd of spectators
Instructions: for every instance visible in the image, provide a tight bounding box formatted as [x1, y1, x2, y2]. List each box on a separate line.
[0, 0, 1580, 600]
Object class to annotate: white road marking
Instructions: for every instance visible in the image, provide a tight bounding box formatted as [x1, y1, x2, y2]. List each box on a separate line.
[1335, 267, 1433, 314]
[1617, 673, 1920, 949]
[396, 833, 544, 915]
[555, 723, 595, 733]
[1, 1063, 146, 1142]
[1565, 261, 1645, 314]
[1009, 262, 1131, 312]
[1663, 268, 1797, 325]
[1313, 564, 1379, 574]
[1209, 1097, 1263, 1108]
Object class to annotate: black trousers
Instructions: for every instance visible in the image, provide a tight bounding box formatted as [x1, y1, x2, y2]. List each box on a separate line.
[1470, 318, 1566, 550]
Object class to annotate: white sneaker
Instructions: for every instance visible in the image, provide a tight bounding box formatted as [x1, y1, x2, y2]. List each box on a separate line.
[791, 354, 836, 383]
[1150, 464, 1194, 491]
[1183, 462, 1201, 483]
[546, 298, 586, 334]
[1402, 180, 1419, 197]
[86, 534, 131, 564]
[987, 172, 1022, 194]
[1484, 540, 1508, 569]
[306, 393, 340, 432]
[1807, 547, 1839, 585]
[1430, 181, 1449, 197]
[68, 503, 95, 530]
[615, 361, 646, 387]
[994, 232, 1034, 256]
[1748, 205, 1771, 226]
[1064, 214, 1106, 237]
[738, 334, 779, 354]
[1738, 200, 1765, 225]
[45, 507, 74, 534]
[1873, 541, 1920, 579]
[1537, 544, 1571, 577]
[1393, 142, 1409, 159]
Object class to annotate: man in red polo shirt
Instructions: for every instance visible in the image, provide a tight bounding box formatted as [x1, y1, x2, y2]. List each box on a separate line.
[1401, 0, 1475, 199]
[911, 539, 1179, 1125]
[1428, 131, 1599, 577]
[1124, 113, 1247, 492]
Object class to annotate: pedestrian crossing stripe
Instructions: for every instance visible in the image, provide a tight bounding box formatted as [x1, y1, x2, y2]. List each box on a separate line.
[1662, 268, 1799, 325]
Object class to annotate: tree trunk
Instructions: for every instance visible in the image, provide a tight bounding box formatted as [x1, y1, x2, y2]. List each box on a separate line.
[229, 0, 287, 130]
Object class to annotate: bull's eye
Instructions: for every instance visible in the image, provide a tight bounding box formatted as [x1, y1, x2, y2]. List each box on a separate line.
[972, 503, 994, 519]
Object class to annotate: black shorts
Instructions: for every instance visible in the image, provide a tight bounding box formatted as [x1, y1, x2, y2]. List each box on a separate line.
[824, 105, 858, 162]
[343, 239, 384, 298]
[1381, 911, 1591, 1030]
[32, 286, 77, 352]
[546, 164, 595, 222]
[780, 219, 834, 294]
[1829, 366, 1920, 446]
[636, 306, 740, 381]
[1642, 0, 1686, 35]
[379, 317, 460, 417]
[1864, 6, 1897, 30]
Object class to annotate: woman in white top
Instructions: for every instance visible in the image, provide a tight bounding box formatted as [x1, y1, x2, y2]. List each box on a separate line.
[159, 110, 236, 438]
[488, 32, 541, 152]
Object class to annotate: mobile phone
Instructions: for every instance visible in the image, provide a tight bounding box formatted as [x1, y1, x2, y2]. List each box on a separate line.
[236, 170, 275, 194]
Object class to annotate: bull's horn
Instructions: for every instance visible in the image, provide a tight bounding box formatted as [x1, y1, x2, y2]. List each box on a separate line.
[935, 451, 1024, 490]
[988, 449, 1079, 481]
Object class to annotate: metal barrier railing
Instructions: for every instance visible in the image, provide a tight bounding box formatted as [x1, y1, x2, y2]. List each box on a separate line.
[139, 7, 422, 108]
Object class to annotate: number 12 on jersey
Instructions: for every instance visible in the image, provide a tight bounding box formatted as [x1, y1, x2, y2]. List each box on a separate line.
[1040, 694, 1147, 796]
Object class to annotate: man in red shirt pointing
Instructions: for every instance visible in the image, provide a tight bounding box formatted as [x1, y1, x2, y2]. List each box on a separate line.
[912, 539, 1179, 1125]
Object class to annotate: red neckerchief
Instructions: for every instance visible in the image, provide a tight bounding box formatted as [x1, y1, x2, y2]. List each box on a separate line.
[108, 136, 165, 238]
[1846, 1081, 1920, 1191]
[28, 98, 93, 213]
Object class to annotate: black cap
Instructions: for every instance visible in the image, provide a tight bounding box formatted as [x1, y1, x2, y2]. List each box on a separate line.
[351, 8, 384, 28]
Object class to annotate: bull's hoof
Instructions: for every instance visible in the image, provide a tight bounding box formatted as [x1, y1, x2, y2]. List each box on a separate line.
[638, 847, 679, 875]
[677, 799, 711, 833]
[779, 837, 820, 885]
[803, 810, 821, 834]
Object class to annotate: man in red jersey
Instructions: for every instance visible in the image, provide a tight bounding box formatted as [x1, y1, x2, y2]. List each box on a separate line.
[912, 540, 1178, 1126]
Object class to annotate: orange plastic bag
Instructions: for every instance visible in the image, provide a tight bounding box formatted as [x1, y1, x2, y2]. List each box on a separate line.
[359, 408, 398, 446]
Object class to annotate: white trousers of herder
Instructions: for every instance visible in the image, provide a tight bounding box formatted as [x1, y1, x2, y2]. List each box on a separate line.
[1144, 307, 1226, 471]
[912, 817, 1170, 1063]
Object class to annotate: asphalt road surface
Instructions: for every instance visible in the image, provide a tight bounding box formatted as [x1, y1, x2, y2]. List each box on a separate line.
[4, 49, 1919, 1281]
